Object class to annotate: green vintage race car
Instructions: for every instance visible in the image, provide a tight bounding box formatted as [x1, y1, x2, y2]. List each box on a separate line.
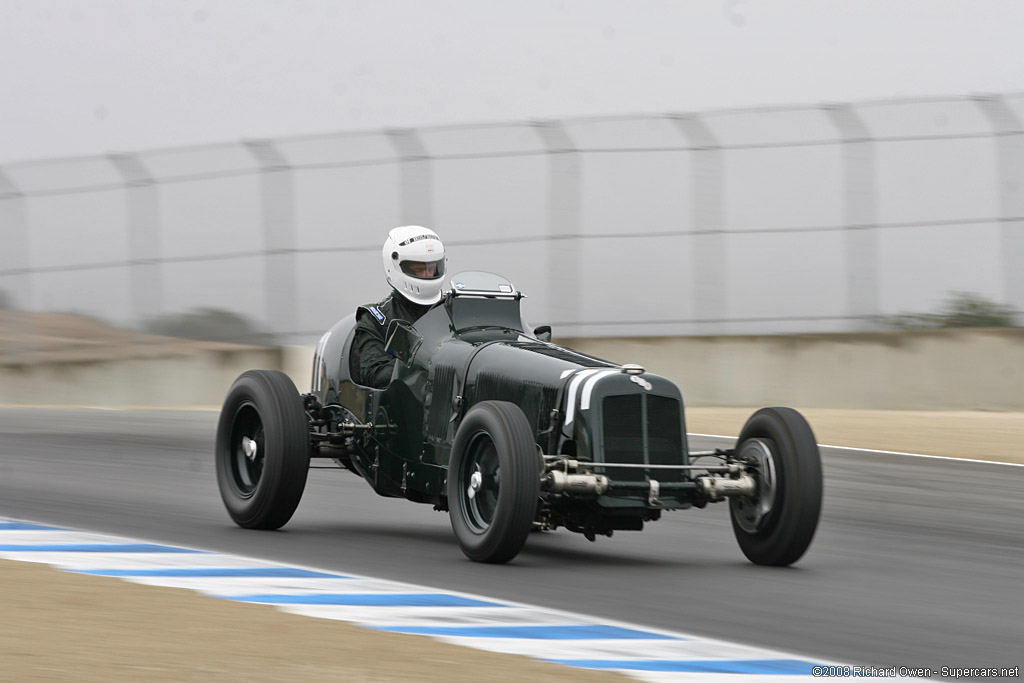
[216, 271, 823, 565]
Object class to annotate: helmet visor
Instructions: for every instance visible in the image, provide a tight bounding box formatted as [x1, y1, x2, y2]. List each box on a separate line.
[399, 257, 445, 280]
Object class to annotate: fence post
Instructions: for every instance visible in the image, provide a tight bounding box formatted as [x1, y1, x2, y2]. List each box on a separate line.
[108, 153, 162, 337]
[973, 94, 1024, 314]
[387, 128, 434, 227]
[0, 168, 36, 365]
[532, 120, 582, 333]
[669, 114, 725, 335]
[244, 139, 297, 345]
[822, 103, 879, 330]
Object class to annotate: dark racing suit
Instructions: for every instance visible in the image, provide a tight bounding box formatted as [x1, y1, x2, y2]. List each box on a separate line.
[351, 290, 434, 388]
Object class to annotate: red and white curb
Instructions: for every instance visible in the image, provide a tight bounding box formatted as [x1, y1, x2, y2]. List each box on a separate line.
[0, 517, 909, 681]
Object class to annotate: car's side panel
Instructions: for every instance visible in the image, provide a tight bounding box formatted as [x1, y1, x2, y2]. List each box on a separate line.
[421, 340, 473, 464]
[311, 314, 371, 420]
[463, 342, 585, 446]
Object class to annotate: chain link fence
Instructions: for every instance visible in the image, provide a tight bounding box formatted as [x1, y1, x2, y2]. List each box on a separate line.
[1, 92, 1022, 362]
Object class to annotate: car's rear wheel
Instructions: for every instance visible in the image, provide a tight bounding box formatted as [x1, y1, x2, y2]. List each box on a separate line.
[216, 370, 310, 530]
[448, 401, 539, 563]
[729, 407, 823, 566]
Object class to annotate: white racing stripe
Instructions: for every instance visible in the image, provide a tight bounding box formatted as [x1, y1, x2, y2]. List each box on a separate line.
[564, 369, 604, 426]
[580, 369, 622, 411]
[0, 517, 916, 680]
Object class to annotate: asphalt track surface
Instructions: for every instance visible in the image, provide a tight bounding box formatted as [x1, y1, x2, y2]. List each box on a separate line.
[1, 408, 1020, 675]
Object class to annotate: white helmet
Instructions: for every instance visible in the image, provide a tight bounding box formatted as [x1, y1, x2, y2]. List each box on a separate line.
[381, 225, 447, 305]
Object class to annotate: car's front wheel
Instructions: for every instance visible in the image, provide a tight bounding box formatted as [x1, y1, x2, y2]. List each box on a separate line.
[729, 407, 823, 566]
[216, 370, 310, 530]
[448, 401, 540, 563]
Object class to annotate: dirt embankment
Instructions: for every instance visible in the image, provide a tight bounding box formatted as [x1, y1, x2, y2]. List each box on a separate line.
[0, 558, 629, 683]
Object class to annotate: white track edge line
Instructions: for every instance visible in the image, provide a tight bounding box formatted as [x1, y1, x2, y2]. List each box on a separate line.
[0, 513, 846, 669]
[688, 433, 1024, 467]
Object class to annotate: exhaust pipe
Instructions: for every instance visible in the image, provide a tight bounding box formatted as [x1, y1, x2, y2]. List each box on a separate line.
[543, 470, 610, 496]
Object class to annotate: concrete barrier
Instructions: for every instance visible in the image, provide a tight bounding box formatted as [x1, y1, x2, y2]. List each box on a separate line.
[0, 348, 281, 407]
[2, 329, 1022, 410]
[560, 328, 1024, 410]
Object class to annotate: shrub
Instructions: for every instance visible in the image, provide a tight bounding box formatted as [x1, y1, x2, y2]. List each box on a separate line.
[879, 291, 1018, 330]
[144, 308, 275, 345]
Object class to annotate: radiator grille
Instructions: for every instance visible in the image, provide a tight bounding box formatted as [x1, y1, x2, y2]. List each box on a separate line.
[602, 395, 645, 480]
[647, 395, 685, 483]
[601, 393, 684, 483]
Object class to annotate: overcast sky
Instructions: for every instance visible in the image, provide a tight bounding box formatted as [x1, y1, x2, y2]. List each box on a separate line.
[2, 0, 1023, 164]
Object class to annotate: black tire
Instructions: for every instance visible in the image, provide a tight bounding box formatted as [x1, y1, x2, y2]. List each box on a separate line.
[729, 407, 823, 566]
[216, 370, 310, 530]
[448, 401, 540, 563]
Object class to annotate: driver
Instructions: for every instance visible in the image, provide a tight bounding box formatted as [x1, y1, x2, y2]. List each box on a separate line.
[351, 226, 447, 388]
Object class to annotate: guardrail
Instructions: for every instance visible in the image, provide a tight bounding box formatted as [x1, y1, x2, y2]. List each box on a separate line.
[1, 91, 1022, 348]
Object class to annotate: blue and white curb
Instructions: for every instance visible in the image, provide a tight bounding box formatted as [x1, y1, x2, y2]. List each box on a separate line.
[0, 518, 899, 681]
